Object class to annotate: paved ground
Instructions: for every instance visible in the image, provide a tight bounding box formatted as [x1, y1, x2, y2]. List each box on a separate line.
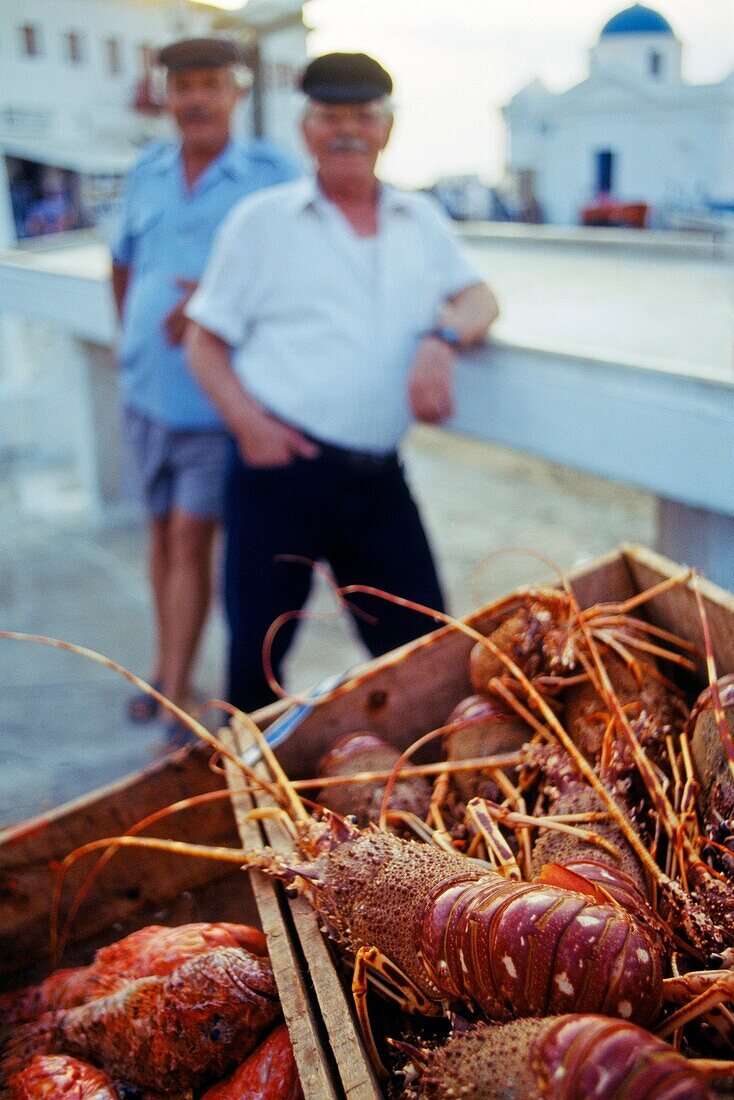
[0, 426, 655, 828]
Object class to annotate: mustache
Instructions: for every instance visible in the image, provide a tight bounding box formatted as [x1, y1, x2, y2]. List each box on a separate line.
[327, 137, 370, 153]
[179, 109, 214, 124]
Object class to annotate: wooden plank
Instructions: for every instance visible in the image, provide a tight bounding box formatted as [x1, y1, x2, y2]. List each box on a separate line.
[0, 701, 282, 975]
[223, 730, 344, 1100]
[568, 547, 637, 608]
[622, 543, 734, 678]
[281, 901, 380, 1100]
[273, 602, 538, 781]
[0, 744, 242, 974]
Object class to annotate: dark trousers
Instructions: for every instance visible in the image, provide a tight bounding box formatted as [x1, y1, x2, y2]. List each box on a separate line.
[223, 441, 445, 712]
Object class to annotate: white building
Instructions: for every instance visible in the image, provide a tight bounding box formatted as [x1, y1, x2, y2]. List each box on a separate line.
[0, 0, 307, 247]
[503, 4, 734, 225]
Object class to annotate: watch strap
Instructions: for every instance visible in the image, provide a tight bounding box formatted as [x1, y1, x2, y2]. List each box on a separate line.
[426, 325, 461, 348]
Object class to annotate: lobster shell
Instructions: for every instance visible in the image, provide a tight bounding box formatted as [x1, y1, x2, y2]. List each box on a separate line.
[8, 1054, 118, 1100]
[407, 1014, 712, 1099]
[315, 732, 431, 826]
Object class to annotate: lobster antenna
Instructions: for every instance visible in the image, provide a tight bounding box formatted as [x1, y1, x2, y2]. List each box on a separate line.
[469, 546, 568, 609]
[227, 706, 309, 824]
[50, 833, 251, 965]
[338, 582, 670, 887]
[377, 721, 476, 832]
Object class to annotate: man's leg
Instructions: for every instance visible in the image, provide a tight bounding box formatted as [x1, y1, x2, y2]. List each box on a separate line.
[151, 426, 229, 720]
[124, 407, 172, 720]
[146, 513, 170, 688]
[158, 508, 218, 712]
[224, 453, 321, 713]
[328, 458, 445, 656]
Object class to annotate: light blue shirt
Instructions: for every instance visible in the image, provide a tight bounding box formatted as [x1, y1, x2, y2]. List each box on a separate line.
[112, 139, 300, 429]
[187, 177, 483, 451]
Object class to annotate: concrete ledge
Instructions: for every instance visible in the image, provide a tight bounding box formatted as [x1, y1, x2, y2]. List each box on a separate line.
[459, 221, 731, 260]
[451, 340, 734, 518]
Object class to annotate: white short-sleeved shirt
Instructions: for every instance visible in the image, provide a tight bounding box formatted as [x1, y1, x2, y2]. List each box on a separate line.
[186, 177, 482, 452]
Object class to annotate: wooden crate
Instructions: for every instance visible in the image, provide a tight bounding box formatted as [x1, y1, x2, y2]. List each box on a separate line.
[3, 545, 733, 1098]
[224, 544, 734, 1100]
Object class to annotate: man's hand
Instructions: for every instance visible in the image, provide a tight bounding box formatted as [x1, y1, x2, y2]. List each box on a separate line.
[408, 336, 455, 424]
[233, 403, 320, 468]
[163, 278, 198, 346]
[186, 321, 319, 467]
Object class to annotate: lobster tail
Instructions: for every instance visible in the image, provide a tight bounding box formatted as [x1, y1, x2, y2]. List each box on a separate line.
[419, 874, 663, 1026]
[534, 1014, 711, 1099]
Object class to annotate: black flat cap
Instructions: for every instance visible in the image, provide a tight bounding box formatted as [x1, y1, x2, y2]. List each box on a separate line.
[301, 52, 393, 104]
[157, 37, 245, 72]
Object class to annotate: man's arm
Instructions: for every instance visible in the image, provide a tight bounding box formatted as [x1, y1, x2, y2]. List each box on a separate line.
[111, 262, 130, 322]
[163, 278, 198, 346]
[409, 281, 499, 424]
[437, 281, 499, 347]
[186, 324, 318, 467]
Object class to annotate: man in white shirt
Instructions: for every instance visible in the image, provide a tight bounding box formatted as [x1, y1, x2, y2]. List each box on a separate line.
[186, 52, 499, 711]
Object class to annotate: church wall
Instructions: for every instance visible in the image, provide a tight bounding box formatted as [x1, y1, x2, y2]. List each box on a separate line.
[504, 11, 734, 224]
[509, 96, 732, 224]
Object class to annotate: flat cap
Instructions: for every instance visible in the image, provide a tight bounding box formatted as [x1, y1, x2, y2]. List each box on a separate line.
[301, 52, 393, 104]
[157, 37, 245, 73]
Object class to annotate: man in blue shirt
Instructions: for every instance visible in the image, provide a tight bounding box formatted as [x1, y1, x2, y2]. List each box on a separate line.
[111, 37, 299, 742]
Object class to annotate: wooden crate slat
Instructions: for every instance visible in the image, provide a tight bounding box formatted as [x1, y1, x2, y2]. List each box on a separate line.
[0, 746, 241, 973]
[622, 544, 734, 678]
[0, 702, 282, 974]
[568, 548, 639, 608]
[224, 730, 345, 1100]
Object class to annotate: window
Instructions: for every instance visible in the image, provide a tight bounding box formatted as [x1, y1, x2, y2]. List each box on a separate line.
[106, 37, 122, 76]
[64, 31, 84, 64]
[19, 24, 41, 57]
[649, 50, 663, 78]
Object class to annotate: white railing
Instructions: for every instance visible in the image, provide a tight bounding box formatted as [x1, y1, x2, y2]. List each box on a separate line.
[0, 236, 733, 588]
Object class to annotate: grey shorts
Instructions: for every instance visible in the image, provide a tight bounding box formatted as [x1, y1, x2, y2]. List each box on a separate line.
[123, 407, 228, 520]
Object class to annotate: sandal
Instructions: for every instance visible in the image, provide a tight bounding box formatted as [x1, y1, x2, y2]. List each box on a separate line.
[127, 680, 162, 723]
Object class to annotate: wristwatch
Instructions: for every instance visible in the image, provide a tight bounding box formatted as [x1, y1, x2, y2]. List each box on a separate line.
[426, 325, 462, 348]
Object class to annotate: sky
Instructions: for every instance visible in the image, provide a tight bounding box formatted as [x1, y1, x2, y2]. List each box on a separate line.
[302, 0, 734, 187]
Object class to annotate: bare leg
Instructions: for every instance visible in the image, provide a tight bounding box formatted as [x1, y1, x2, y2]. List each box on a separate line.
[159, 509, 218, 712]
[148, 515, 171, 686]
[127, 516, 170, 721]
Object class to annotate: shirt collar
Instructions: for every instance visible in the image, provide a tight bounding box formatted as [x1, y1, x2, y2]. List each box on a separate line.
[151, 139, 242, 180]
[216, 139, 249, 181]
[292, 176, 411, 215]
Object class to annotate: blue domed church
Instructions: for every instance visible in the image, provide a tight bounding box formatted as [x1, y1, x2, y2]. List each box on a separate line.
[503, 5, 733, 224]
